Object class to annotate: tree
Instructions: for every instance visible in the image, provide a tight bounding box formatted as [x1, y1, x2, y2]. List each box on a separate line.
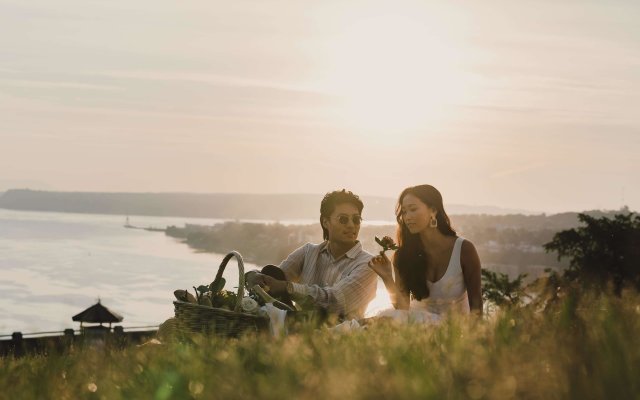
[544, 213, 640, 296]
[481, 269, 529, 308]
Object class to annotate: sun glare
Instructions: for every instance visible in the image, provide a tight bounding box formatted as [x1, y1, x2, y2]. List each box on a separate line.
[325, 14, 468, 137]
[365, 281, 393, 317]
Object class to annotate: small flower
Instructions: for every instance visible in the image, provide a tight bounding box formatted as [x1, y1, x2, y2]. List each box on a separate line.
[87, 383, 98, 393]
[375, 236, 398, 254]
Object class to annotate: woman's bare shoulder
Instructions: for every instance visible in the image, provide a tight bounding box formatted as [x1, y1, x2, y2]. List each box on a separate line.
[460, 239, 480, 263]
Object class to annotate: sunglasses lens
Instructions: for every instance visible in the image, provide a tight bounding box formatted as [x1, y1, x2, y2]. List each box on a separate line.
[336, 215, 362, 225]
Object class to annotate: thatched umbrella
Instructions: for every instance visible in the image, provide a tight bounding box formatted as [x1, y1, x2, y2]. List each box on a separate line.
[72, 299, 123, 329]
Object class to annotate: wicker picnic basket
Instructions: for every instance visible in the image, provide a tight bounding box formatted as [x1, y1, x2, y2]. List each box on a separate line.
[173, 251, 269, 337]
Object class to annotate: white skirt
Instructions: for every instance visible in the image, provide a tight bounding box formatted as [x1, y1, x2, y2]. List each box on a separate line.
[375, 307, 442, 324]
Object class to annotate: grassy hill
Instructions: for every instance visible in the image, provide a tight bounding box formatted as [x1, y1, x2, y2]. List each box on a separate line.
[1, 290, 638, 399]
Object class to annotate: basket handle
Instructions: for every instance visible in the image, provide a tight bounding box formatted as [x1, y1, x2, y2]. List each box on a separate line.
[213, 251, 245, 313]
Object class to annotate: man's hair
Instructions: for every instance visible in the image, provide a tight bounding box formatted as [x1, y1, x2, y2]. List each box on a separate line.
[319, 189, 364, 240]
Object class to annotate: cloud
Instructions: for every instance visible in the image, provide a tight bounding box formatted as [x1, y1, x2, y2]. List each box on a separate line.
[0, 78, 121, 91]
[93, 70, 329, 96]
[490, 162, 549, 179]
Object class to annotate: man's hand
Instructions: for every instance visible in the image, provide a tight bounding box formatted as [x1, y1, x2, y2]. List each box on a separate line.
[245, 271, 287, 295]
[245, 270, 262, 288]
[263, 275, 287, 295]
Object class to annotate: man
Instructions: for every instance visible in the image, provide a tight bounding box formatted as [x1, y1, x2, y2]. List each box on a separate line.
[246, 189, 377, 320]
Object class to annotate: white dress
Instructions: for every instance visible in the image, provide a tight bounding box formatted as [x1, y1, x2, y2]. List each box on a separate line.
[377, 237, 470, 323]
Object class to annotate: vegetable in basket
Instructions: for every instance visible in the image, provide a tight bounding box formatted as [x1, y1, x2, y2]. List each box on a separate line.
[172, 276, 237, 310]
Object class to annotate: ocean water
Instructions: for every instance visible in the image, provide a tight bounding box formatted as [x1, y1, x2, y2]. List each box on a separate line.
[0, 209, 392, 334]
[0, 209, 263, 334]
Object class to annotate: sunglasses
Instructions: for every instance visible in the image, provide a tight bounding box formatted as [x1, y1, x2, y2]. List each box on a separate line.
[335, 215, 363, 225]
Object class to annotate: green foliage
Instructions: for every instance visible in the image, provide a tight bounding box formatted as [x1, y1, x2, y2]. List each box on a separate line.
[210, 290, 237, 309]
[544, 212, 640, 295]
[195, 285, 209, 295]
[208, 277, 226, 294]
[481, 269, 529, 308]
[177, 278, 235, 309]
[2, 291, 640, 399]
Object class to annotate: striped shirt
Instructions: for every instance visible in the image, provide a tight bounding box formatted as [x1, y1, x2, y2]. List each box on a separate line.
[279, 241, 377, 319]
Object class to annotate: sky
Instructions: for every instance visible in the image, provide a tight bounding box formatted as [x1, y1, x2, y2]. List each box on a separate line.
[1, 0, 639, 213]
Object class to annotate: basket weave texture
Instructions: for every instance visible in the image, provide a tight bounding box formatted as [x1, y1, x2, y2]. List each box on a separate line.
[173, 251, 269, 337]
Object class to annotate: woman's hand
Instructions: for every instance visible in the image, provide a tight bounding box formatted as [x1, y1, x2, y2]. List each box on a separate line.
[369, 253, 408, 310]
[368, 253, 393, 282]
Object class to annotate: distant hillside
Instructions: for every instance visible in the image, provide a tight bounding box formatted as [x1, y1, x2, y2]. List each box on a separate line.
[163, 209, 635, 279]
[0, 189, 531, 219]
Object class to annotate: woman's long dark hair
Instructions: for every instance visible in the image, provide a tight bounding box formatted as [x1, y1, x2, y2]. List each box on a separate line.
[393, 185, 456, 300]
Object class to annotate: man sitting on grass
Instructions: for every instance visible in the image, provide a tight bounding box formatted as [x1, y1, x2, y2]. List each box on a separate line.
[246, 189, 377, 320]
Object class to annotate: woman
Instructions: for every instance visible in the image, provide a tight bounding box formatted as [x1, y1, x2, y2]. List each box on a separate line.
[368, 185, 482, 321]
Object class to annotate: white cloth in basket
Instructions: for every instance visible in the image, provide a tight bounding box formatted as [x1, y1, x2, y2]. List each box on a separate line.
[260, 303, 287, 337]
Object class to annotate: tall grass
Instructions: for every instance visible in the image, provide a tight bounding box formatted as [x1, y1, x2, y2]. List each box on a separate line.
[2, 291, 639, 399]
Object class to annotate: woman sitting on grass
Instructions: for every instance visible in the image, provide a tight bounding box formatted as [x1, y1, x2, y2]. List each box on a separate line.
[368, 184, 482, 322]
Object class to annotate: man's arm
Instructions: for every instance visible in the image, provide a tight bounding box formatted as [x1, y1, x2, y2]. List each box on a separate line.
[288, 261, 377, 318]
[278, 244, 308, 282]
[245, 244, 307, 291]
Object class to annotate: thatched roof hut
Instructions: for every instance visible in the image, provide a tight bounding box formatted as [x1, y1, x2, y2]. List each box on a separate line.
[72, 300, 123, 328]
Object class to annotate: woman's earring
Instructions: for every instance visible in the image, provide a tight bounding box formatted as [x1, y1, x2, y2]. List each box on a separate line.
[430, 216, 438, 228]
